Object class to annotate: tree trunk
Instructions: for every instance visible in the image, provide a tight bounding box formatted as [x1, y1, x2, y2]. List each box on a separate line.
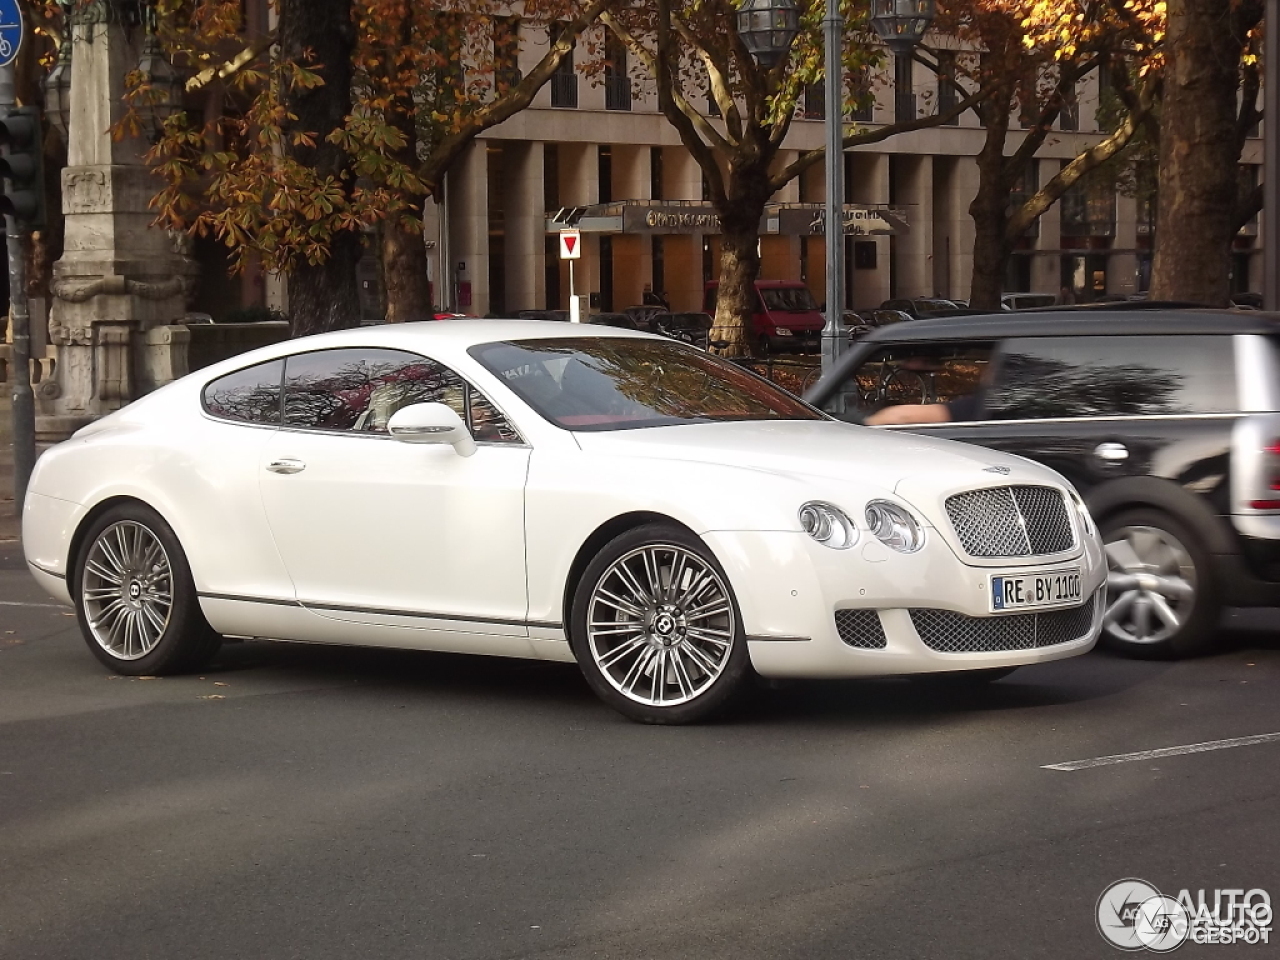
[711, 169, 772, 358]
[382, 215, 432, 323]
[967, 93, 1013, 311]
[278, 0, 361, 336]
[1148, 0, 1248, 307]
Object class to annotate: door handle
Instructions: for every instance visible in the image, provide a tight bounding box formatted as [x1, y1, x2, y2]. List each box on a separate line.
[1094, 442, 1129, 462]
[267, 458, 306, 475]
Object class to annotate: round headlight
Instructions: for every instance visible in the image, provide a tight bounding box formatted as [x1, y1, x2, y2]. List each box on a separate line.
[865, 500, 924, 553]
[799, 501, 858, 549]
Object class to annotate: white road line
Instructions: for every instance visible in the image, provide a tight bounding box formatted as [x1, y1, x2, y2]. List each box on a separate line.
[1044, 732, 1280, 771]
[0, 600, 70, 610]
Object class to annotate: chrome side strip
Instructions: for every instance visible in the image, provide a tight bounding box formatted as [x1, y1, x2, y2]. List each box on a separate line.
[197, 591, 560, 630]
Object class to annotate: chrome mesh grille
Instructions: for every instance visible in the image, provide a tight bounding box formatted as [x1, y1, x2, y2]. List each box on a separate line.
[945, 485, 1075, 558]
[910, 591, 1099, 654]
[835, 609, 887, 649]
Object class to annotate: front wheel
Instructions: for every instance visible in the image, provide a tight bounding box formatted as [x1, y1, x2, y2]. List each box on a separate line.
[1099, 508, 1218, 659]
[570, 523, 752, 724]
[72, 503, 222, 676]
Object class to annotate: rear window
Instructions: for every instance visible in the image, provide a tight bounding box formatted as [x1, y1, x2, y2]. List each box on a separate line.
[985, 335, 1238, 418]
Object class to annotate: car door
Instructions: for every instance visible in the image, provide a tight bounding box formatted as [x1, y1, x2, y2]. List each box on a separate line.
[258, 347, 532, 637]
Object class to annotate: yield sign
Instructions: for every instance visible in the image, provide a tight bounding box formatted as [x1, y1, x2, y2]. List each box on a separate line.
[559, 230, 581, 260]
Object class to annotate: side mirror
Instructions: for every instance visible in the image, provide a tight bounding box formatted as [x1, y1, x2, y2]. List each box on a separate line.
[385, 402, 476, 457]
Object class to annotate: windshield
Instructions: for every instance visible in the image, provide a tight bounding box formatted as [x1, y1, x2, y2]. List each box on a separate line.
[469, 337, 824, 431]
[759, 286, 819, 312]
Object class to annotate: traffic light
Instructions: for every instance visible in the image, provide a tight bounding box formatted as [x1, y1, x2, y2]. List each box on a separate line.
[0, 105, 45, 229]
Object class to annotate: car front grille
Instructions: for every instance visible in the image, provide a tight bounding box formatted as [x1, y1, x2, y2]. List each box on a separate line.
[835, 609, 887, 649]
[945, 485, 1075, 558]
[909, 591, 1099, 654]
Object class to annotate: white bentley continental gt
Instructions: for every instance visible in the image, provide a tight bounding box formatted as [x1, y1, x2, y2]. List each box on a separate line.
[23, 322, 1106, 723]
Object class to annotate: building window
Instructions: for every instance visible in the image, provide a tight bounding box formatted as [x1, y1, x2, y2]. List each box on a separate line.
[598, 145, 612, 204]
[652, 235, 665, 298]
[850, 67, 873, 122]
[937, 52, 957, 125]
[701, 170, 711, 202]
[1008, 159, 1039, 238]
[494, 17, 521, 94]
[650, 147, 663, 201]
[544, 144, 559, 211]
[702, 236, 714, 284]
[1061, 177, 1116, 238]
[549, 23, 578, 108]
[600, 235, 615, 311]
[1059, 75, 1078, 131]
[804, 83, 825, 120]
[894, 54, 914, 123]
[605, 34, 631, 111]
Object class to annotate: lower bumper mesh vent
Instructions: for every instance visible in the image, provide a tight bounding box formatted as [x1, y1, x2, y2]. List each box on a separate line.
[835, 609, 887, 649]
[909, 591, 1099, 654]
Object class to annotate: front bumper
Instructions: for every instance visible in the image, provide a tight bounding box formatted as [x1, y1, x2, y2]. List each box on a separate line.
[704, 529, 1105, 679]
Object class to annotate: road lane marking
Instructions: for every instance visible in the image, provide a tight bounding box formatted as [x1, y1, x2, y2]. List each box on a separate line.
[0, 600, 70, 610]
[1044, 732, 1280, 771]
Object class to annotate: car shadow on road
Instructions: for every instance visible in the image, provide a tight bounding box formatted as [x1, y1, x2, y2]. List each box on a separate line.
[198, 637, 1185, 726]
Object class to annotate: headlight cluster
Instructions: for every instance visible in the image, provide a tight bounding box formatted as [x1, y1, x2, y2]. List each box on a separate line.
[799, 502, 858, 549]
[864, 500, 925, 553]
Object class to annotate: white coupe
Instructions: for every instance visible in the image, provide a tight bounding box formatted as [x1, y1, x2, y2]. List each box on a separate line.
[23, 322, 1105, 723]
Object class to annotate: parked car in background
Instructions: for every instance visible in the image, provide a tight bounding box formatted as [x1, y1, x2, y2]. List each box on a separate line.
[879, 297, 975, 320]
[704, 279, 825, 353]
[1000, 293, 1058, 311]
[805, 309, 1280, 659]
[24, 322, 1104, 724]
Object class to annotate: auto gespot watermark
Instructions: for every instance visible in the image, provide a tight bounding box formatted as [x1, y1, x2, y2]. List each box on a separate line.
[1097, 879, 1272, 952]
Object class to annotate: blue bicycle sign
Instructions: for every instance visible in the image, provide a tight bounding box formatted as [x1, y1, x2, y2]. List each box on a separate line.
[0, 0, 24, 69]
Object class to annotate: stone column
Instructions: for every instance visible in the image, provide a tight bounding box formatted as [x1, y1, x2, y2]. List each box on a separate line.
[38, 4, 197, 442]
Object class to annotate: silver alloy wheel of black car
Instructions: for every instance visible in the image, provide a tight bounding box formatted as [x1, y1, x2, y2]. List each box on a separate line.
[81, 520, 175, 661]
[585, 542, 735, 708]
[1103, 523, 1196, 646]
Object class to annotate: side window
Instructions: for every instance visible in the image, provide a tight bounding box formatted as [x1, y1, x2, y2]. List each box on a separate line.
[818, 342, 994, 422]
[281, 348, 521, 440]
[202, 359, 284, 424]
[985, 336, 1238, 419]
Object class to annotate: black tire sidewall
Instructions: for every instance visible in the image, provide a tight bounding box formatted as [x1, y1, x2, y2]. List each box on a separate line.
[72, 503, 219, 675]
[1099, 507, 1219, 659]
[570, 522, 752, 724]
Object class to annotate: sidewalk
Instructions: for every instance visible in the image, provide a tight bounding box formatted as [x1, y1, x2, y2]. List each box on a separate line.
[0, 394, 20, 543]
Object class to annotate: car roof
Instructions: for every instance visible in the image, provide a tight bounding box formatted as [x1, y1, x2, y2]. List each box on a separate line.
[853, 307, 1280, 343]
[258, 318, 654, 352]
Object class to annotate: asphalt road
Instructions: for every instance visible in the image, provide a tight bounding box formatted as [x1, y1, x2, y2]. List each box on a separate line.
[2, 540, 1278, 960]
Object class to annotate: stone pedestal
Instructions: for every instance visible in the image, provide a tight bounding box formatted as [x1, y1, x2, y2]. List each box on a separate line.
[37, 9, 196, 441]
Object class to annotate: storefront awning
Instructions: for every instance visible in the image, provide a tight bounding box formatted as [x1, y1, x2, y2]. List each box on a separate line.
[546, 201, 909, 236]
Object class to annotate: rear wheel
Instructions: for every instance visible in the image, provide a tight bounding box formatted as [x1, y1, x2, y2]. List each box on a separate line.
[570, 523, 752, 724]
[72, 503, 222, 675]
[1099, 508, 1218, 659]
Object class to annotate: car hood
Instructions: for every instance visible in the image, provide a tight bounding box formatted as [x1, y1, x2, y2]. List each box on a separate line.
[572, 420, 1047, 497]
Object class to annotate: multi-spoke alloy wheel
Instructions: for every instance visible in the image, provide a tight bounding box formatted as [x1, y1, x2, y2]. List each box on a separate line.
[572, 523, 750, 724]
[1100, 509, 1217, 659]
[82, 521, 175, 661]
[73, 504, 222, 675]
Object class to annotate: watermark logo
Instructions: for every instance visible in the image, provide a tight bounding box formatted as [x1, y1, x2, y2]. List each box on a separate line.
[1097, 879, 1272, 951]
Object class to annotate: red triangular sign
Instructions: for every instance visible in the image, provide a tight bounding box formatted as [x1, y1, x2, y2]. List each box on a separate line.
[564, 236, 576, 254]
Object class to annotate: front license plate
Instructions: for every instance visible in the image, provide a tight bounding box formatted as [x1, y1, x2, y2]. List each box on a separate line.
[990, 568, 1082, 612]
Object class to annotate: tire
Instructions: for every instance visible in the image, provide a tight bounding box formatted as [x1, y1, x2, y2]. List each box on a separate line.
[1099, 508, 1219, 659]
[910, 667, 1017, 688]
[570, 523, 752, 724]
[71, 503, 222, 676]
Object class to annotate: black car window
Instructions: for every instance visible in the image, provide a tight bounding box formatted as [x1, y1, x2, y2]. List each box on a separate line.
[818, 342, 995, 422]
[985, 335, 1238, 419]
[280, 348, 521, 441]
[202, 359, 284, 424]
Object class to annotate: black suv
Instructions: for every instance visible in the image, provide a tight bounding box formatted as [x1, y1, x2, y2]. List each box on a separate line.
[804, 309, 1280, 659]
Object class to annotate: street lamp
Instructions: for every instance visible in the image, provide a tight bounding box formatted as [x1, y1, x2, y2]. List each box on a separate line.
[735, 0, 801, 69]
[870, 0, 937, 54]
[42, 10, 74, 138]
[134, 8, 185, 142]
